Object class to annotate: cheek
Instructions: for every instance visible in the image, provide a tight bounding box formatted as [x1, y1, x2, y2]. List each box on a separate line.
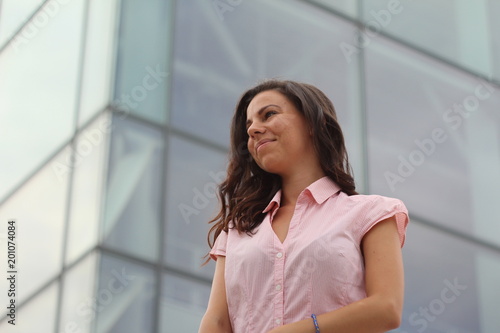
[247, 139, 256, 157]
[284, 131, 312, 154]
[247, 142, 262, 165]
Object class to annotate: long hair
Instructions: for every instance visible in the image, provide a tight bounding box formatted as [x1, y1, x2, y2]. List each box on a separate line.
[207, 79, 357, 251]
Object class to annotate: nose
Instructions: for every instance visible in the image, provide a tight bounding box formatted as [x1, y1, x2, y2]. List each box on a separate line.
[247, 121, 266, 137]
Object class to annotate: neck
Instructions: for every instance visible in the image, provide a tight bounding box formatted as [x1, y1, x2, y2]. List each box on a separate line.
[280, 168, 325, 206]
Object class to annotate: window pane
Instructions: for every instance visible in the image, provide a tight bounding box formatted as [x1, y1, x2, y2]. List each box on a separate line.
[361, 0, 498, 80]
[170, 0, 363, 187]
[113, 0, 172, 124]
[0, 281, 58, 331]
[402, 221, 500, 332]
[78, 0, 118, 127]
[0, 0, 45, 46]
[164, 136, 226, 279]
[95, 254, 156, 333]
[102, 116, 163, 261]
[66, 114, 109, 265]
[366, 37, 500, 246]
[59, 252, 98, 333]
[0, 148, 70, 303]
[160, 273, 210, 333]
[0, 0, 84, 201]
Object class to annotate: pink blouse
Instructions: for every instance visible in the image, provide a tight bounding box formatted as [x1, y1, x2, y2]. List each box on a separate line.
[210, 176, 409, 333]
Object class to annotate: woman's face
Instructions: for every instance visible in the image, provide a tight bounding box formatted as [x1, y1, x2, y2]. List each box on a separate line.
[246, 90, 319, 177]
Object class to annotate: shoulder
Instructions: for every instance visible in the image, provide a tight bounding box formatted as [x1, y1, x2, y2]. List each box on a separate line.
[337, 193, 409, 246]
[336, 192, 407, 212]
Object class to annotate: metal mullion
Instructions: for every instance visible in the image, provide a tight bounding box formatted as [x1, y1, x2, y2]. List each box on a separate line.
[356, 0, 370, 195]
[91, 0, 125, 330]
[153, 0, 179, 331]
[54, 0, 92, 331]
[0, 0, 50, 52]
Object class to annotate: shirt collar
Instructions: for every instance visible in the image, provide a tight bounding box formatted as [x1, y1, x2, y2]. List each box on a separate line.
[262, 176, 341, 213]
[306, 176, 342, 204]
[263, 189, 281, 213]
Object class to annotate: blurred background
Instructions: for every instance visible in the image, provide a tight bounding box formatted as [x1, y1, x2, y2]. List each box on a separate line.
[0, 0, 499, 332]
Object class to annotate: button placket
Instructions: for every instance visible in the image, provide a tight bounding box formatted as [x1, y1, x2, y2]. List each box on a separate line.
[273, 241, 285, 327]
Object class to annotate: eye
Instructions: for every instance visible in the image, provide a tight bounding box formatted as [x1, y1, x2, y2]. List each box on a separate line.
[264, 110, 277, 119]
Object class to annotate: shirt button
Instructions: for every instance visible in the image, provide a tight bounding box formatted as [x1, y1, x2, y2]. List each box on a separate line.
[276, 284, 282, 291]
[276, 252, 283, 258]
[275, 318, 281, 325]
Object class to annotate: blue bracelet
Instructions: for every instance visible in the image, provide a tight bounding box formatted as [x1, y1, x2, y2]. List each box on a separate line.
[311, 314, 320, 332]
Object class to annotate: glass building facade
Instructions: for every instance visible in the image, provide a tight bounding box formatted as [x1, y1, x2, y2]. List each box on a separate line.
[0, 0, 499, 332]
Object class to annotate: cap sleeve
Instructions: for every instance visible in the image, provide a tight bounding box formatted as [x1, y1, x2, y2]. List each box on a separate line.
[358, 196, 409, 247]
[209, 230, 228, 260]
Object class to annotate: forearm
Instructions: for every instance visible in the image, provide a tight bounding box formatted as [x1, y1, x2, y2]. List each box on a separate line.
[268, 294, 401, 333]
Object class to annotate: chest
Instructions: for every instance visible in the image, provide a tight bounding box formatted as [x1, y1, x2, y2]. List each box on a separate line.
[224, 214, 367, 310]
[271, 205, 294, 243]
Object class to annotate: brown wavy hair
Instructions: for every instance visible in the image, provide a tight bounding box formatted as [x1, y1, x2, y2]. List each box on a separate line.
[207, 79, 357, 252]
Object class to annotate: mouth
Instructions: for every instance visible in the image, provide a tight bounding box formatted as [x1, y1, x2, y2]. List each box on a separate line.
[256, 139, 275, 152]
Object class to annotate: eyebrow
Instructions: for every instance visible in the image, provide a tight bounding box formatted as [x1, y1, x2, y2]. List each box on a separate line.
[246, 104, 280, 128]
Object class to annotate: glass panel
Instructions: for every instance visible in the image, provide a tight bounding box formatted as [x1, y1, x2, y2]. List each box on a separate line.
[171, 0, 363, 189]
[78, 0, 118, 127]
[361, 0, 498, 80]
[475, 250, 500, 332]
[113, 0, 172, 124]
[0, 0, 45, 47]
[0, 281, 58, 331]
[164, 136, 227, 279]
[102, 116, 163, 261]
[0, 148, 70, 304]
[401, 221, 500, 332]
[95, 254, 156, 333]
[0, 0, 84, 201]
[307, 0, 358, 18]
[59, 252, 98, 333]
[160, 273, 210, 333]
[365, 37, 500, 246]
[66, 114, 109, 265]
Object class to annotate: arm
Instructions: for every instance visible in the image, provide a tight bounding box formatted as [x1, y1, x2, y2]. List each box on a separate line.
[268, 217, 404, 333]
[199, 256, 233, 333]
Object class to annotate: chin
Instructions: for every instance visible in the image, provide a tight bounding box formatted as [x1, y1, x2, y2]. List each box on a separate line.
[256, 161, 285, 175]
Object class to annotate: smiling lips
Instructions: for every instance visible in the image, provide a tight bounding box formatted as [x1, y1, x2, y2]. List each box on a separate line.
[256, 139, 275, 152]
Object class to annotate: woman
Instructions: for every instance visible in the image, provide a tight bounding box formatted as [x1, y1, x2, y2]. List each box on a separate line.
[199, 80, 409, 333]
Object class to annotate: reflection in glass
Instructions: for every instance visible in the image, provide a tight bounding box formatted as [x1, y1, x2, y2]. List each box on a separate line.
[0, 0, 45, 46]
[95, 254, 156, 333]
[66, 114, 109, 265]
[0, 281, 58, 331]
[160, 273, 210, 332]
[361, 0, 498, 80]
[59, 252, 98, 333]
[401, 221, 500, 332]
[103, 116, 163, 261]
[365, 37, 500, 245]
[164, 136, 226, 279]
[171, 0, 362, 170]
[78, 0, 118, 127]
[0, 148, 70, 304]
[0, 0, 84, 201]
[113, 0, 172, 124]
[475, 251, 500, 332]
